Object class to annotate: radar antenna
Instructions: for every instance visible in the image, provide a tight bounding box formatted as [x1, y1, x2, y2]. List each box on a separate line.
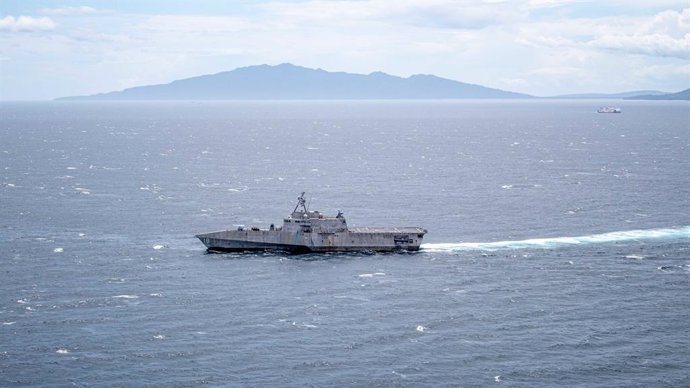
[293, 192, 308, 213]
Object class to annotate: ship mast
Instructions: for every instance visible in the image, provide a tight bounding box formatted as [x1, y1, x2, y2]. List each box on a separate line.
[293, 192, 308, 213]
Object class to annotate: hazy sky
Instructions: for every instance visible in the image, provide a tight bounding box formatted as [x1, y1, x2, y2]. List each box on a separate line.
[1, 0, 689, 100]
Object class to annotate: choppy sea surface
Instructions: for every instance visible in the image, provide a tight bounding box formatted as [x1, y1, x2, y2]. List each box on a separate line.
[1, 100, 689, 387]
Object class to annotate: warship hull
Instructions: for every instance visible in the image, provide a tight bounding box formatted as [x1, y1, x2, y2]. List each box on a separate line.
[196, 227, 426, 253]
[196, 192, 427, 254]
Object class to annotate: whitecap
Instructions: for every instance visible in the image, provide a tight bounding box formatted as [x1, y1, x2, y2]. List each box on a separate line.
[416, 325, 428, 332]
[625, 254, 645, 260]
[2, 322, 16, 325]
[495, 375, 501, 382]
[152, 245, 164, 250]
[153, 334, 165, 339]
[149, 293, 162, 297]
[333, 295, 371, 302]
[56, 349, 70, 354]
[66, 167, 77, 170]
[658, 265, 683, 271]
[290, 321, 318, 328]
[358, 273, 385, 278]
[53, 247, 64, 253]
[112, 295, 138, 299]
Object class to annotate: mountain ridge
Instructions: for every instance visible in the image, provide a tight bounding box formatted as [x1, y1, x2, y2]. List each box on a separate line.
[57, 63, 532, 100]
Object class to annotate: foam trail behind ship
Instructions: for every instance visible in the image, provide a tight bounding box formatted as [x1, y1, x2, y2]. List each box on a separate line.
[422, 226, 690, 252]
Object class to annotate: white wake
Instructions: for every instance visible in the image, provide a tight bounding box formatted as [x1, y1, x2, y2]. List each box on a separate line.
[421, 226, 690, 252]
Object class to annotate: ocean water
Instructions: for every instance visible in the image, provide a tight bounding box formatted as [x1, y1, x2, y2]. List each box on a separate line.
[1, 100, 689, 387]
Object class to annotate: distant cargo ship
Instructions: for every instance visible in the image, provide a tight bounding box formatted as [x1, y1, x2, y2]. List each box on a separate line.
[597, 107, 621, 113]
[196, 193, 427, 253]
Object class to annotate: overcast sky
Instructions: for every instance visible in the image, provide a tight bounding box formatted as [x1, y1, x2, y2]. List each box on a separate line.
[1, 0, 689, 100]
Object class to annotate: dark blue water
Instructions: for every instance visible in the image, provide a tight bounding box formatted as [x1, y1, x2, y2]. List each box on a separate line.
[1, 100, 689, 386]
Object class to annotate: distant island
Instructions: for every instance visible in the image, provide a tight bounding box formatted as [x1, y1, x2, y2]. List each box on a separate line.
[548, 90, 668, 99]
[56, 63, 689, 101]
[624, 88, 690, 100]
[57, 63, 531, 100]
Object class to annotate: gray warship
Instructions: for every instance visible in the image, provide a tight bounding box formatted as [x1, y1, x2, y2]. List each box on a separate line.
[196, 192, 427, 253]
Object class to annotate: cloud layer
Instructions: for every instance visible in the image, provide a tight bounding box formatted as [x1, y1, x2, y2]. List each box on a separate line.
[0, 16, 56, 32]
[0, 1, 688, 99]
[39, 6, 100, 16]
[589, 9, 690, 59]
